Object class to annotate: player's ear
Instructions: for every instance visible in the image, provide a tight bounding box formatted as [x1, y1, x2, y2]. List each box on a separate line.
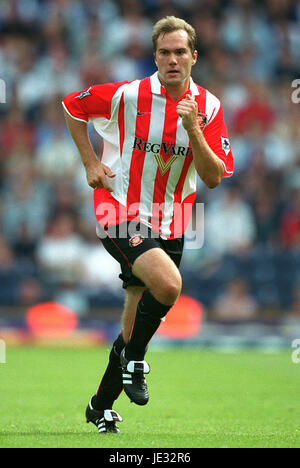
[192, 50, 198, 66]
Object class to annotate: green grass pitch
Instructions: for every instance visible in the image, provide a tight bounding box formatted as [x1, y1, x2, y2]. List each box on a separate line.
[0, 346, 299, 448]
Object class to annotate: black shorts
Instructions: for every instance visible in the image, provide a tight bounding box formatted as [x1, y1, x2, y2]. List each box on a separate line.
[97, 221, 184, 289]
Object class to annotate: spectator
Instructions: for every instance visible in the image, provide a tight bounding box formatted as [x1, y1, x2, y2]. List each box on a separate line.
[204, 185, 256, 260]
[280, 190, 300, 249]
[211, 278, 258, 322]
[12, 223, 37, 262]
[0, 237, 19, 305]
[36, 211, 86, 284]
[100, 0, 153, 59]
[231, 80, 275, 134]
[17, 277, 44, 307]
[81, 238, 122, 291]
[34, 96, 82, 180]
[289, 283, 300, 318]
[1, 156, 52, 241]
[252, 194, 280, 246]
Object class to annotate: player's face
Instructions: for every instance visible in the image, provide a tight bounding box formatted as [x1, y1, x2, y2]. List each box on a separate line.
[154, 30, 197, 88]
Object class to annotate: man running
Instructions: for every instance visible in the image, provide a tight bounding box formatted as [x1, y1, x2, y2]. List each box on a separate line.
[62, 16, 234, 434]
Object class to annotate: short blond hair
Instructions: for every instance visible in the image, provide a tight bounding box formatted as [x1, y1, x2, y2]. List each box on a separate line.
[152, 16, 197, 53]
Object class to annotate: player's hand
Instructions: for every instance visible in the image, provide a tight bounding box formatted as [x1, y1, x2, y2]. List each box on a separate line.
[85, 161, 116, 192]
[176, 94, 199, 132]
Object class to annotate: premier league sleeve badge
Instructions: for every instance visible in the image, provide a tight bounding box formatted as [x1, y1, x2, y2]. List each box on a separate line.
[221, 136, 231, 156]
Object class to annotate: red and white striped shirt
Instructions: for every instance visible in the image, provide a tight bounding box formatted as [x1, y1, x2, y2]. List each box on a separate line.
[62, 72, 234, 239]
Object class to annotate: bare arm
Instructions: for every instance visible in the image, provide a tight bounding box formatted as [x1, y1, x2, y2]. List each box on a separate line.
[63, 109, 115, 191]
[176, 95, 224, 189]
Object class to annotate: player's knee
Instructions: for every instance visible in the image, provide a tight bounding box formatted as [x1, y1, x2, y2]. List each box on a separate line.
[139, 290, 173, 321]
[154, 273, 182, 306]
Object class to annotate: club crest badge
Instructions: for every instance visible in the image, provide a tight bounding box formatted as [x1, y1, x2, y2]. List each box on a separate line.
[198, 111, 208, 130]
[129, 234, 145, 247]
[221, 136, 231, 156]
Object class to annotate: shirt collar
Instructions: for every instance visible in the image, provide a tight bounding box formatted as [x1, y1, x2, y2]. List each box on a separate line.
[150, 71, 199, 96]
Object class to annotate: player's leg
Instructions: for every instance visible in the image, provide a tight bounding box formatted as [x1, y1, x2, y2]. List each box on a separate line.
[124, 247, 182, 361]
[89, 285, 145, 412]
[85, 331, 124, 433]
[132, 247, 182, 304]
[129, 237, 184, 356]
[120, 247, 182, 405]
[88, 222, 182, 411]
[86, 286, 145, 433]
[121, 286, 146, 343]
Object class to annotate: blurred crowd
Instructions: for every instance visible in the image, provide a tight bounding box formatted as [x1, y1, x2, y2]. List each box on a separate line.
[0, 0, 300, 321]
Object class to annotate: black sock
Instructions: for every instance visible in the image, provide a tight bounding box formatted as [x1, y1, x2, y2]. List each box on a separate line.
[125, 291, 171, 361]
[92, 333, 125, 411]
